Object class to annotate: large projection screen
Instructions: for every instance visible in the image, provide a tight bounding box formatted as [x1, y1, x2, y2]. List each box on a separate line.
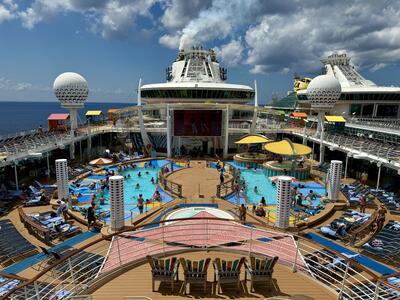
[173, 110, 222, 136]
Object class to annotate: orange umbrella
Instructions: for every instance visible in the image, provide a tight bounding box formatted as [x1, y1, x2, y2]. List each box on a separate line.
[89, 157, 113, 165]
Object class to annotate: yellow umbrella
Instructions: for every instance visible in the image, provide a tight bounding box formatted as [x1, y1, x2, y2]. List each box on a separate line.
[235, 134, 272, 144]
[89, 157, 113, 165]
[264, 139, 311, 156]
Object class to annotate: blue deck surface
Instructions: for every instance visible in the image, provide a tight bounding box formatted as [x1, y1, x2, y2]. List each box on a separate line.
[3, 231, 98, 275]
[304, 232, 396, 275]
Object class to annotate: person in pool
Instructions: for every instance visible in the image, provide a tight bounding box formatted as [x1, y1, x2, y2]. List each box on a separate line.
[306, 190, 318, 201]
[145, 171, 149, 175]
[259, 196, 266, 206]
[135, 183, 140, 189]
[151, 177, 155, 184]
[138, 172, 141, 177]
[153, 190, 162, 202]
[254, 186, 259, 194]
[127, 174, 131, 179]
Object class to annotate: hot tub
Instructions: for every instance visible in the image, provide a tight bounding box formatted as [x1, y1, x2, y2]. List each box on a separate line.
[165, 207, 234, 221]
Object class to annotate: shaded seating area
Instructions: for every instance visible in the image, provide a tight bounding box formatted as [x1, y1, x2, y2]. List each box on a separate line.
[213, 257, 245, 294]
[180, 257, 211, 294]
[147, 256, 180, 292]
[371, 190, 400, 213]
[0, 219, 37, 267]
[362, 220, 400, 266]
[244, 256, 278, 292]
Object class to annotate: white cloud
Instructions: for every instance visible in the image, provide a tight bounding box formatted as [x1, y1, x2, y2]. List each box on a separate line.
[0, 77, 50, 92]
[159, 33, 181, 49]
[0, 0, 18, 23]
[215, 39, 243, 67]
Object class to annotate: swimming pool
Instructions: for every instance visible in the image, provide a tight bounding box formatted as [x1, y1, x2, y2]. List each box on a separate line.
[71, 159, 175, 223]
[166, 207, 234, 220]
[228, 161, 325, 207]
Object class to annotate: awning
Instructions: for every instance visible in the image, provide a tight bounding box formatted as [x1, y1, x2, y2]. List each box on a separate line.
[325, 115, 346, 123]
[290, 112, 307, 118]
[264, 139, 312, 156]
[86, 110, 103, 116]
[108, 109, 119, 113]
[48, 113, 69, 121]
[235, 134, 272, 144]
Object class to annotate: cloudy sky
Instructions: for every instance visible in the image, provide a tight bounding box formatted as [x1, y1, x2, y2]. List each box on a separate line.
[0, 0, 400, 103]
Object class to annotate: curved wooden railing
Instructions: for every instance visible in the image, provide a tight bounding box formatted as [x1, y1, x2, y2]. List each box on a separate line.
[18, 207, 53, 245]
[158, 161, 183, 197]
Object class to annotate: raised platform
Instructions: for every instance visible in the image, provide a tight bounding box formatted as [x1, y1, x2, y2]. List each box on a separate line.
[233, 152, 271, 168]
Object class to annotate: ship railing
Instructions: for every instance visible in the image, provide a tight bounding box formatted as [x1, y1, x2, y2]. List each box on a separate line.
[347, 117, 400, 130]
[158, 162, 183, 197]
[3, 218, 399, 300]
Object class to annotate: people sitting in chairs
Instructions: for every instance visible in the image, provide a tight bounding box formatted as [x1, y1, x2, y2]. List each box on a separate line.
[56, 199, 68, 220]
[255, 205, 266, 217]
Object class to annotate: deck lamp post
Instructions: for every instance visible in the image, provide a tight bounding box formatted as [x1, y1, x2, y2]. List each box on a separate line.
[307, 75, 341, 165]
[53, 72, 89, 160]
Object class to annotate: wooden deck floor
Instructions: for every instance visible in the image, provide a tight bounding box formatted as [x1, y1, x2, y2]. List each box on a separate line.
[92, 251, 337, 300]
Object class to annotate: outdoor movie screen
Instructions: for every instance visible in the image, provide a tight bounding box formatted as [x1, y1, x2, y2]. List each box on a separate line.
[173, 110, 222, 136]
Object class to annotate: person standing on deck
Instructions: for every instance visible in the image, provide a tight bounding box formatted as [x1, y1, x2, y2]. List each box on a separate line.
[238, 204, 247, 224]
[137, 194, 144, 214]
[376, 204, 387, 230]
[359, 194, 367, 213]
[87, 204, 96, 231]
[360, 171, 368, 186]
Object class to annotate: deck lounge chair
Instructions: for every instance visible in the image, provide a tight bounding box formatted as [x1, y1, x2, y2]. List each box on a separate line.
[244, 256, 278, 292]
[179, 257, 211, 294]
[146, 255, 180, 292]
[212, 257, 245, 294]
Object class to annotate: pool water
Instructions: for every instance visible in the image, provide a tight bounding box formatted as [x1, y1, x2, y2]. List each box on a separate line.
[71, 159, 176, 223]
[228, 161, 325, 207]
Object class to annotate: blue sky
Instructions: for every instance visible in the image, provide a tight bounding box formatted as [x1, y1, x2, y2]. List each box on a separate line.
[0, 0, 400, 104]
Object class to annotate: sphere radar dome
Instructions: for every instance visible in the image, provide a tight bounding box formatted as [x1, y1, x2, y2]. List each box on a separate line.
[53, 72, 89, 105]
[307, 75, 341, 110]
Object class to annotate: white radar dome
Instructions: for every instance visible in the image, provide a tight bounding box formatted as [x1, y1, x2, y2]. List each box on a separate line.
[53, 72, 88, 105]
[307, 75, 341, 110]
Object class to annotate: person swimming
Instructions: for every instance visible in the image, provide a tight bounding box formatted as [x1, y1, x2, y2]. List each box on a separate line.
[138, 172, 141, 177]
[135, 183, 140, 189]
[254, 186, 259, 194]
[151, 177, 155, 184]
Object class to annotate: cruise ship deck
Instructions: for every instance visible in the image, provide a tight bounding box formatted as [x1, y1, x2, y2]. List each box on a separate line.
[0, 48, 400, 300]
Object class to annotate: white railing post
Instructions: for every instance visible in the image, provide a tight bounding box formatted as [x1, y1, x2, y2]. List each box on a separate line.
[292, 238, 301, 273]
[34, 281, 40, 300]
[116, 236, 122, 266]
[68, 257, 77, 293]
[338, 260, 350, 299]
[373, 281, 380, 300]
[162, 225, 165, 257]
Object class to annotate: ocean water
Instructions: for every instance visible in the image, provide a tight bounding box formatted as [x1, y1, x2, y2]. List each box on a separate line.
[0, 101, 132, 135]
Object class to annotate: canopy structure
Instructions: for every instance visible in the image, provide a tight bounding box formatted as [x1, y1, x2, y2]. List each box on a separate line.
[85, 110, 103, 116]
[325, 115, 346, 123]
[48, 113, 70, 130]
[235, 134, 272, 144]
[48, 113, 70, 121]
[89, 157, 113, 165]
[264, 139, 312, 156]
[289, 112, 307, 118]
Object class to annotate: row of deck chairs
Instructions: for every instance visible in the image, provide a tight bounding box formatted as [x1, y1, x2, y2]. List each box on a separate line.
[319, 210, 372, 242]
[325, 132, 400, 163]
[362, 220, 400, 265]
[341, 181, 373, 206]
[0, 219, 37, 267]
[0, 272, 70, 299]
[370, 190, 400, 213]
[343, 276, 400, 300]
[312, 162, 330, 173]
[147, 255, 278, 295]
[0, 130, 71, 158]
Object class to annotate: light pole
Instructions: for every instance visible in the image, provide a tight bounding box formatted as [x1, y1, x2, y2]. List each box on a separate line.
[307, 75, 341, 165]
